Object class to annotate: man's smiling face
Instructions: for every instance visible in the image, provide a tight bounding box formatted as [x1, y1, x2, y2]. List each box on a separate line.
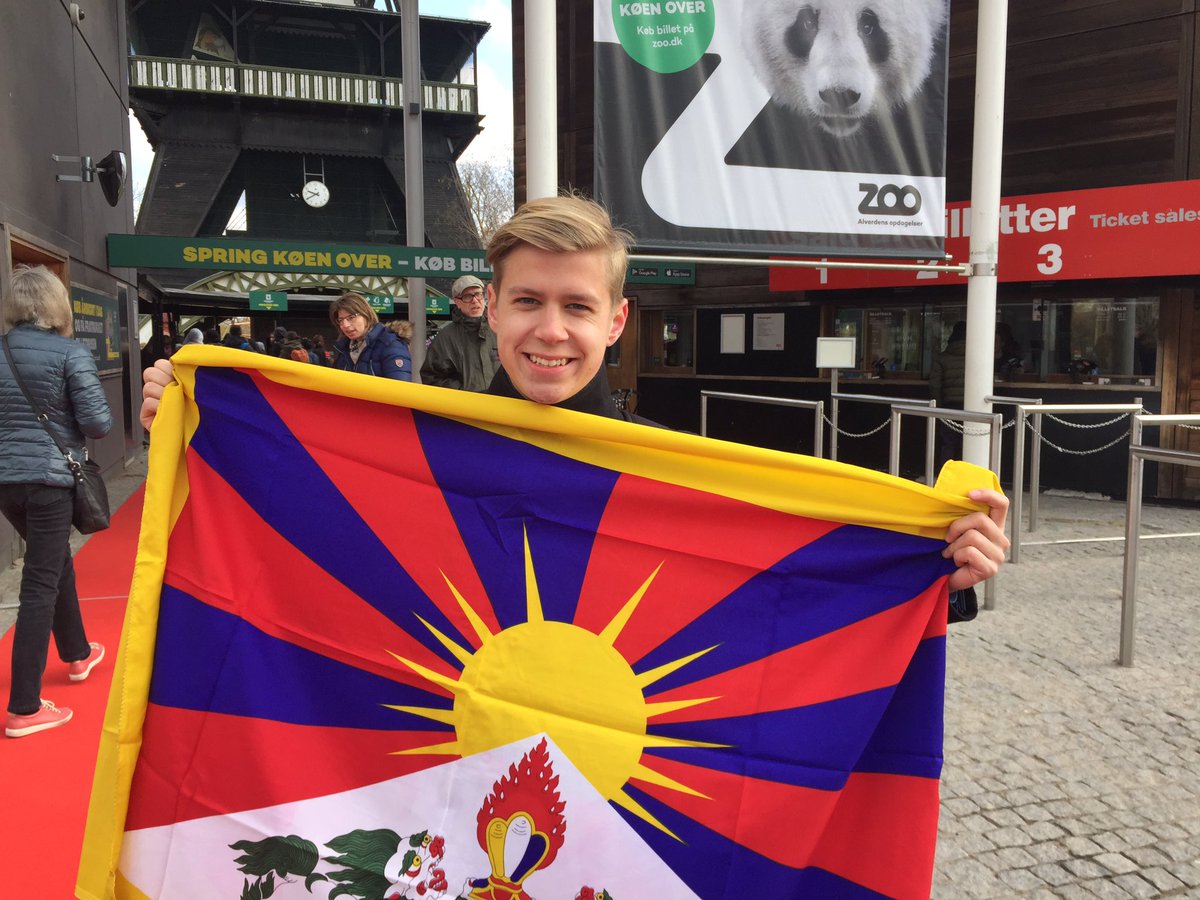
[487, 245, 628, 406]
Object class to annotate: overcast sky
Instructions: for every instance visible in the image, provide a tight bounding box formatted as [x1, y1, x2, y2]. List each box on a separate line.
[128, 0, 514, 212]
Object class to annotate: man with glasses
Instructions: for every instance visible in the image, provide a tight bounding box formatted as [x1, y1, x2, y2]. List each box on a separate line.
[419, 275, 499, 392]
[328, 292, 411, 380]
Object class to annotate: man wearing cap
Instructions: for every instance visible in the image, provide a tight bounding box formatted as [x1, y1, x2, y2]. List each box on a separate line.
[419, 275, 499, 392]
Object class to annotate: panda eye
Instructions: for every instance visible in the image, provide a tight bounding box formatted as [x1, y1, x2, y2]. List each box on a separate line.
[858, 9, 879, 36]
[799, 7, 818, 31]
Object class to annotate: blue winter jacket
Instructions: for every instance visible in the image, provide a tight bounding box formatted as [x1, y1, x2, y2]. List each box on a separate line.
[332, 323, 412, 381]
[1, 324, 113, 487]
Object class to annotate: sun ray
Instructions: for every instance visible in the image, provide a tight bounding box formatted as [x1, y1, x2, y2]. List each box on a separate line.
[636, 645, 719, 689]
[440, 570, 495, 646]
[629, 761, 711, 799]
[382, 704, 456, 726]
[387, 650, 461, 693]
[524, 525, 544, 623]
[611, 787, 683, 841]
[599, 562, 664, 646]
[644, 696, 721, 719]
[412, 614, 474, 666]
[390, 740, 463, 758]
[642, 733, 730, 751]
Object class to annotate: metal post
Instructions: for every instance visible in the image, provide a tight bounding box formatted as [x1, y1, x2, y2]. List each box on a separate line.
[525, 0, 557, 200]
[1011, 406, 1026, 563]
[700, 393, 709, 438]
[1030, 410, 1042, 531]
[401, 0, 426, 377]
[830, 368, 839, 461]
[962, 0, 1010, 466]
[699, 391, 824, 457]
[925, 416, 937, 486]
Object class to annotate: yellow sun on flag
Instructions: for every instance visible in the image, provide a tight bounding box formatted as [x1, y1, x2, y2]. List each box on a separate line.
[385, 527, 723, 837]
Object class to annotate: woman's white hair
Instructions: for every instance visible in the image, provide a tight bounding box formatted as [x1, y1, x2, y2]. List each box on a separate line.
[4, 265, 74, 336]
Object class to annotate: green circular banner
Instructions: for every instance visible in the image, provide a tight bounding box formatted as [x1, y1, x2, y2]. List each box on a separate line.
[612, 0, 715, 74]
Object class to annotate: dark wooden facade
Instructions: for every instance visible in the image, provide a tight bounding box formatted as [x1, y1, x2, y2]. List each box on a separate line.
[513, 0, 1200, 499]
[0, 0, 141, 569]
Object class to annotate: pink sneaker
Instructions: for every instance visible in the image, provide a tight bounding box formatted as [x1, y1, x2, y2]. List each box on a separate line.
[68, 642, 105, 682]
[5, 699, 74, 738]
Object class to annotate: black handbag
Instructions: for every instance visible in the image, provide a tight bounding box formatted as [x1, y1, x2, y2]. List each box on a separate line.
[2, 333, 111, 533]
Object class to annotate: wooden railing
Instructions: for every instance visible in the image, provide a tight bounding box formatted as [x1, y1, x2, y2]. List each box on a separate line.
[129, 55, 475, 115]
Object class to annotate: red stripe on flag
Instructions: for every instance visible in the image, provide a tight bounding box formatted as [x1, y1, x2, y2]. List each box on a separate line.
[574, 474, 838, 663]
[249, 371, 502, 644]
[633, 755, 938, 898]
[125, 704, 456, 830]
[167, 450, 459, 690]
[646, 582, 944, 723]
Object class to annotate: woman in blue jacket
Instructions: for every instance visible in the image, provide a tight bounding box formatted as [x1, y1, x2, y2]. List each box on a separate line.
[1, 266, 112, 738]
[328, 292, 412, 381]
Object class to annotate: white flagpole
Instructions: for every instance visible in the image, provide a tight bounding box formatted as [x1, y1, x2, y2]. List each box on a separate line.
[962, 0, 1010, 467]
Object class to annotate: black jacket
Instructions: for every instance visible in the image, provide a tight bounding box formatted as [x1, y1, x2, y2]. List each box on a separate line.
[486, 366, 662, 427]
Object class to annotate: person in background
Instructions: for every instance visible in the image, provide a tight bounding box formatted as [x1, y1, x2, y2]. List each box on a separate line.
[420, 275, 499, 391]
[182, 328, 204, 346]
[385, 319, 414, 356]
[203, 328, 221, 345]
[1, 265, 112, 738]
[311, 334, 332, 366]
[220, 324, 252, 351]
[329, 292, 411, 381]
[268, 326, 288, 357]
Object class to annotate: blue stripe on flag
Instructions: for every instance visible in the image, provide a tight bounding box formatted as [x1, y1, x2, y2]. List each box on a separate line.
[150, 584, 455, 730]
[645, 637, 946, 787]
[616, 784, 891, 899]
[635, 525, 952, 689]
[413, 411, 618, 630]
[187, 368, 467, 668]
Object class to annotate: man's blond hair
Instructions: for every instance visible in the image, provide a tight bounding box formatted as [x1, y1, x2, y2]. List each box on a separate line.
[486, 194, 632, 304]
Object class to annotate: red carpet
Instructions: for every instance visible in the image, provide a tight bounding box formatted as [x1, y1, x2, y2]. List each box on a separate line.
[0, 485, 143, 899]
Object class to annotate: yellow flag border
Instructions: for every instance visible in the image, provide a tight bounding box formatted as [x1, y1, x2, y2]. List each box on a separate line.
[76, 345, 999, 898]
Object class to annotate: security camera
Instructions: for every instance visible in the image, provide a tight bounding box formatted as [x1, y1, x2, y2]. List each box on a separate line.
[69, 3, 85, 25]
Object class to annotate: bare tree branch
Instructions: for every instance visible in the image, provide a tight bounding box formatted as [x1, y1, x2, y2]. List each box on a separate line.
[457, 158, 515, 244]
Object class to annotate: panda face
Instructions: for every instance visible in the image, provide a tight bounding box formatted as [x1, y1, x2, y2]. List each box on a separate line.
[742, 0, 945, 137]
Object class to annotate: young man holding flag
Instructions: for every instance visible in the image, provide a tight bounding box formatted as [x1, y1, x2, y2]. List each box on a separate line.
[141, 194, 1007, 593]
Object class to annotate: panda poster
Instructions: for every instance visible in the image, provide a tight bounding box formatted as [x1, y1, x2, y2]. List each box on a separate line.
[594, 0, 950, 258]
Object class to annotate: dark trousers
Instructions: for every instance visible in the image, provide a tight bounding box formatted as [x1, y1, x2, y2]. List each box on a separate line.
[0, 483, 91, 715]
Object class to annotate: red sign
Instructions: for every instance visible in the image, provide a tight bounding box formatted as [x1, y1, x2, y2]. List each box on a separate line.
[769, 180, 1200, 292]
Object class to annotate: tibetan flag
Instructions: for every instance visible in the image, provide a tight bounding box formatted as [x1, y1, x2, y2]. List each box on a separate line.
[78, 346, 998, 900]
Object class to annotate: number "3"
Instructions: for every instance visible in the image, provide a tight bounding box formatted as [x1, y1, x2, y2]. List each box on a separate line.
[1037, 243, 1063, 275]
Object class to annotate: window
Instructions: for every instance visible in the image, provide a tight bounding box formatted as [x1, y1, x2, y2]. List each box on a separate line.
[835, 295, 1159, 384]
[640, 309, 695, 374]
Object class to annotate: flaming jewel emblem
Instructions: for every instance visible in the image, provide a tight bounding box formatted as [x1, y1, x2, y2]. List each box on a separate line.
[467, 738, 566, 900]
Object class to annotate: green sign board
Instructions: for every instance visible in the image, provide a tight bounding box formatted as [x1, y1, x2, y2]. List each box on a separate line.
[626, 262, 696, 285]
[108, 234, 494, 280]
[249, 290, 288, 311]
[365, 294, 395, 313]
[426, 294, 450, 315]
[107, 234, 698, 288]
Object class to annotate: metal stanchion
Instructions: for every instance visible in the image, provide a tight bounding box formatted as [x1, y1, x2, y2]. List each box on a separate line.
[700, 391, 824, 458]
[889, 405, 1003, 610]
[1012, 400, 1142, 564]
[986, 394, 1041, 564]
[829, 392, 933, 469]
[1120, 414, 1200, 666]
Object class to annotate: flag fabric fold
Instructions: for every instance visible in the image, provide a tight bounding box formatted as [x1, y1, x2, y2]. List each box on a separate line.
[78, 347, 998, 900]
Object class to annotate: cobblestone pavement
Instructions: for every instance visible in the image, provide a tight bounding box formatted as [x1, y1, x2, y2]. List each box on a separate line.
[935, 494, 1200, 898]
[3, 469, 1198, 897]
